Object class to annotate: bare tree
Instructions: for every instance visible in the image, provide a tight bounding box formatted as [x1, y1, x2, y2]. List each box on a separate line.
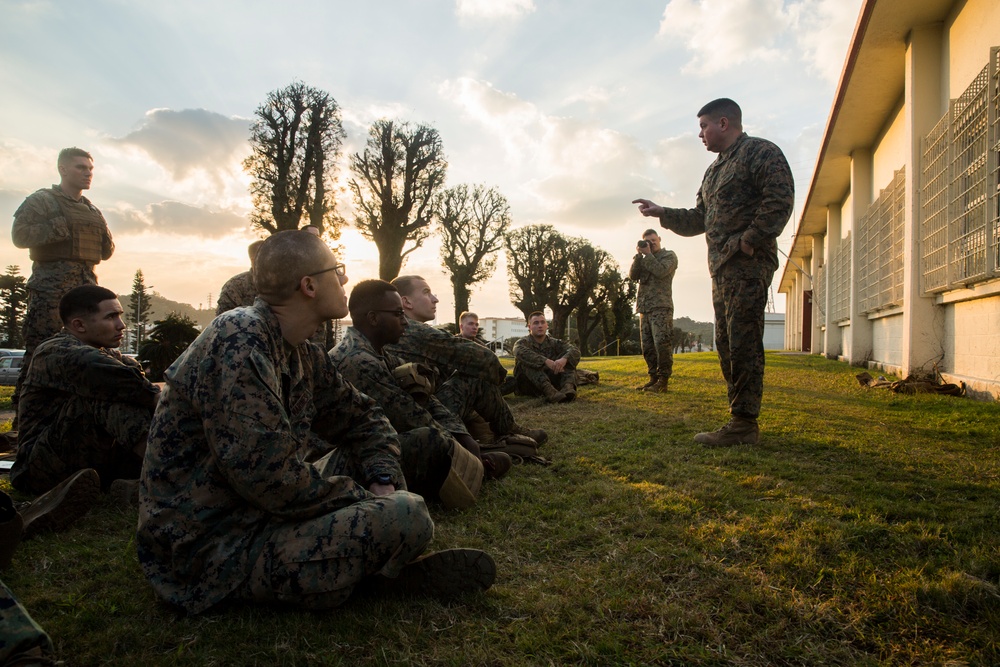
[244, 81, 345, 238]
[504, 225, 571, 322]
[546, 238, 607, 339]
[349, 119, 447, 280]
[598, 270, 637, 354]
[436, 184, 512, 324]
[569, 249, 616, 355]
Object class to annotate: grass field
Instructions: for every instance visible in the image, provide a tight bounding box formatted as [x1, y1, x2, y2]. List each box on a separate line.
[2, 353, 999, 666]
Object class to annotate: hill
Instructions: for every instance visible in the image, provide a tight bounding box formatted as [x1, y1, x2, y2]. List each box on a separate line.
[119, 292, 216, 329]
[674, 316, 713, 344]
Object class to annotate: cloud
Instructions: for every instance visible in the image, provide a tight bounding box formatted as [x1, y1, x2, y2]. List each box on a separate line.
[455, 0, 535, 20]
[105, 201, 247, 239]
[658, 0, 793, 74]
[110, 108, 250, 183]
[656, 0, 861, 83]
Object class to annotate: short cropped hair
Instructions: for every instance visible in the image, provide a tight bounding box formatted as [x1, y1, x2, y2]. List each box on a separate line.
[697, 98, 742, 125]
[253, 230, 332, 302]
[527, 310, 545, 323]
[459, 311, 478, 324]
[348, 279, 397, 319]
[58, 147, 93, 164]
[391, 275, 426, 298]
[59, 285, 118, 324]
[642, 229, 659, 237]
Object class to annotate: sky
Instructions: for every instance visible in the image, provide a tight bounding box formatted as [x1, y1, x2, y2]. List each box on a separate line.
[0, 0, 863, 324]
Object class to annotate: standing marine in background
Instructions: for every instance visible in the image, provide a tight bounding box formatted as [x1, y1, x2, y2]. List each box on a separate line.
[629, 229, 678, 393]
[10, 147, 114, 413]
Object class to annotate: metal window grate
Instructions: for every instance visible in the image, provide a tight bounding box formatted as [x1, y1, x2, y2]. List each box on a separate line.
[829, 232, 852, 323]
[858, 168, 905, 314]
[814, 263, 825, 323]
[920, 46, 999, 292]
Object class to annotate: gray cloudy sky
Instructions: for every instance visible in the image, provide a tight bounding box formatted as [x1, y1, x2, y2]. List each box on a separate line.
[0, 0, 862, 320]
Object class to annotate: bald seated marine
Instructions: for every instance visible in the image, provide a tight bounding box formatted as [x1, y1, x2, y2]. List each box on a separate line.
[137, 231, 495, 614]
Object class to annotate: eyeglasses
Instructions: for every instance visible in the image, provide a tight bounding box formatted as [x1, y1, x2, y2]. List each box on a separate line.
[310, 263, 347, 278]
[369, 309, 407, 320]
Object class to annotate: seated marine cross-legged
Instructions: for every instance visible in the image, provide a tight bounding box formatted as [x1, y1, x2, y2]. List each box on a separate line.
[11, 284, 159, 496]
[136, 231, 495, 614]
[512, 311, 581, 403]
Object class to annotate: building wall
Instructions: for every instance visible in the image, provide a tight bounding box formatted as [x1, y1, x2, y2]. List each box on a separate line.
[943, 295, 1000, 392]
[871, 101, 907, 192]
[945, 0, 1000, 99]
[870, 313, 904, 370]
[763, 314, 785, 350]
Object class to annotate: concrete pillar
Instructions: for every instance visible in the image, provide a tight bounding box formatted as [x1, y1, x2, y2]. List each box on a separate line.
[825, 206, 843, 358]
[849, 149, 874, 365]
[902, 24, 945, 375]
[811, 233, 825, 354]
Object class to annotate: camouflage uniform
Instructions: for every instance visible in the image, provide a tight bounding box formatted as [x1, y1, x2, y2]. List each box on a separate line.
[0, 580, 53, 664]
[11, 332, 158, 495]
[629, 247, 678, 382]
[137, 300, 431, 614]
[10, 186, 114, 407]
[387, 319, 515, 436]
[658, 133, 794, 418]
[215, 270, 256, 315]
[330, 326, 466, 497]
[512, 334, 580, 396]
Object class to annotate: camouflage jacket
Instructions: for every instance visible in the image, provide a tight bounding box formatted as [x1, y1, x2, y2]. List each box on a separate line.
[11, 186, 113, 289]
[628, 248, 678, 312]
[513, 335, 580, 375]
[215, 270, 255, 315]
[137, 299, 403, 614]
[455, 332, 489, 347]
[386, 318, 506, 385]
[18, 331, 159, 444]
[658, 133, 794, 276]
[330, 327, 468, 436]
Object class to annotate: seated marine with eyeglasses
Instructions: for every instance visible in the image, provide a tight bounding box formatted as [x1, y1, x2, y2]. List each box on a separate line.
[330, 280, 511, 509]
[137, 230, 495, 614]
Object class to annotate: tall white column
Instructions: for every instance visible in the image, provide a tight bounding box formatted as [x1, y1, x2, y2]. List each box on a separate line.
[849, 149, 874, 365]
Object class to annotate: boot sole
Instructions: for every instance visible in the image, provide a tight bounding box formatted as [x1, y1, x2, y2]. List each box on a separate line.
[22, 468, 101, 538]
[395, 548, 496, 598]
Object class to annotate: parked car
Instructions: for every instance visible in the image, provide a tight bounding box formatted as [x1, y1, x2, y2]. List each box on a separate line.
[0, 350, 26, 386]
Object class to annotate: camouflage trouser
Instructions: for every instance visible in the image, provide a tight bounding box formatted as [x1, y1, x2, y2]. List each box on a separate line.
[713, 259, 773, 419]
[11, 398, 152, 494]
[235, 487, 434, 610]
[15, 265, 98, 410]
[0, 579, 54, 664]
[639, 308, 673, 380]
[396, 426, 454, 501]
[437, 374, 516, 436]
[514, 363, 577, 396]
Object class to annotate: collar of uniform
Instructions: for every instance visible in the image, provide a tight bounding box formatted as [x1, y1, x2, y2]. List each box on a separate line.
[717, 132, 749, 162]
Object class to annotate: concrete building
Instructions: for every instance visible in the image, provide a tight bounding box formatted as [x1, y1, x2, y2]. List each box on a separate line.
[778, 0, 1000, 399]
[763, 313, 786, 351]
[478, 317, 529, 354]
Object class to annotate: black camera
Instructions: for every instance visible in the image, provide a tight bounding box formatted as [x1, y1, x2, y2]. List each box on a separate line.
[637, 240, 648, 248]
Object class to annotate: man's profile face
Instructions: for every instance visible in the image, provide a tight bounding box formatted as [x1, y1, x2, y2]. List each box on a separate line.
[401, 279, 438, 322]
[314, 250, 349, 321]
[74, 298, 126, 349]
[58, 156, 94, 193]
[373, 291, 408, 345]
[459, 317, 479, 339]
[643, 232, 661, 253]
[698, 114, 726, 153]
[528, 315, 548, 339]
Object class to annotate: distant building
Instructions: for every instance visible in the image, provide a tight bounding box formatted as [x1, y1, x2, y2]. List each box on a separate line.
[763, 313, 785, 350]
[778, 0, 1000, 399]
[478, 317, 529, 355]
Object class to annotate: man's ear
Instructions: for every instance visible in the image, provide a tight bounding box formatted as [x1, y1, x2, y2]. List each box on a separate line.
[719, 116, 730, 131]
[67, 316, 87, 335]
[399, 295, 412, 310]
[298, 275, 317, 297]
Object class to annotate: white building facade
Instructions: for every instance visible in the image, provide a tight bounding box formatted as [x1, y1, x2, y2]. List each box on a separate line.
[779, 0, 1000, 399]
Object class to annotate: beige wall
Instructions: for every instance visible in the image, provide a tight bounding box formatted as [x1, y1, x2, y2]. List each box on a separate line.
[840, 195, 853, 237]
[945, 0, 1000, 98]
[871, 313, 904, 368]
[943, 296, 1000, 384]
[871, 101, 906, 193]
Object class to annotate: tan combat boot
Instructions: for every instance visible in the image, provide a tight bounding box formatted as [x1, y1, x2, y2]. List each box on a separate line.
[635, 377, 657, 391]
[644, 377, 669, 393]
[509, 422, 548, 446]
[562, 381, 577, 401]
[541, 382, 566, 404]
[693, 416, 759, 446]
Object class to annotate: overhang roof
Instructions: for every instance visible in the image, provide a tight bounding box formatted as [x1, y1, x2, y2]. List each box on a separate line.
[778, 0, 957, 292]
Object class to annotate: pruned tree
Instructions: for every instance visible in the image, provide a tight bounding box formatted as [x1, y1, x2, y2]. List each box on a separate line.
[349, 119, 447, 280]
[547, 239, 607, 340]
[504, 225, 571, 322]
[244, 81, 346, 238]
[569, 250, 616, 356]
[597, 271, 637, 355]
[435, 184, 512, 324]
[128, 269, 153, 352]
[139, 313, 200, 381]
[0, 265, 26, 348]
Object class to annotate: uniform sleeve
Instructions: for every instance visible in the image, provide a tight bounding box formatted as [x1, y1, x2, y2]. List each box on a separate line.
[403, 323, 506, 384]
[11, 193, 69, 248]
[101, 220, 114, 260]
[513, 337, 547, 370]
[628, 254, 643, 281]
[742, 143, 795, 248]
[559, 339, 581, 367]
[215, 277, 240, 315]
[642, 251, 678, 278]
[658, 189, 708, 238]
[28, 343, 159, 408]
